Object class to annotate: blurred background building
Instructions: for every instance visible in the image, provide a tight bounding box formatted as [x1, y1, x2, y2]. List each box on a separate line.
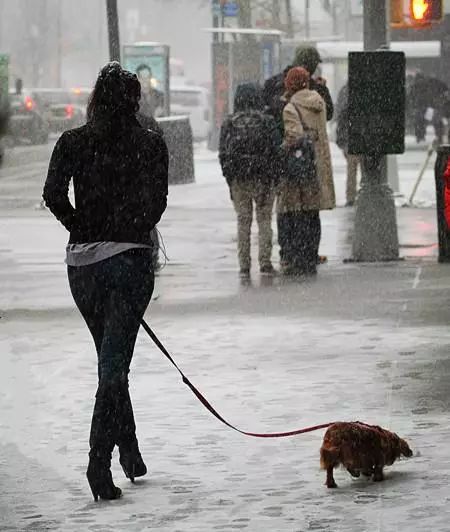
[0, 0, 369, 89]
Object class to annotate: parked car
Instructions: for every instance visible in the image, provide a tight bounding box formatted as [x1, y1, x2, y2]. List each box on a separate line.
[8, 89, 50, 145]
[170, 85, 210, 141]
[32, 87, 90, 133]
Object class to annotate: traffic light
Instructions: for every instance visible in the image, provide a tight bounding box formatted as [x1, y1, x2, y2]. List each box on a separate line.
[390, 0, 443, 27]
[410, 0, 443, 23]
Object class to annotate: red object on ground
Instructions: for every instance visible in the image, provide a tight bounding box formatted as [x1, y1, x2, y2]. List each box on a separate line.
[443, 156, 450, 229]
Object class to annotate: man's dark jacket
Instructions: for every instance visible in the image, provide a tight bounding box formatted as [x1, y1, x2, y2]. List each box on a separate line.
[263, 67, 334, 132]
[43, 115, 168, 244]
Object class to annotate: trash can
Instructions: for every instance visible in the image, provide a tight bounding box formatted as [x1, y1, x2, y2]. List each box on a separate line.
[157, 115, 195, 185]
[434, 144, 450, 262]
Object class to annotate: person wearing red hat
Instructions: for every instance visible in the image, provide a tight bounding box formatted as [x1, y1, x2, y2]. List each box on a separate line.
[277, 67, 335, 276]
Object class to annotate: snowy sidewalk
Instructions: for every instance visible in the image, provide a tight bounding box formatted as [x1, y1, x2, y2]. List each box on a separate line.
[1, 152, 450, 531]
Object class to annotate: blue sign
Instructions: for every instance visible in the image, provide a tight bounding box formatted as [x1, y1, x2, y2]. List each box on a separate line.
[222, 1, 239, 17]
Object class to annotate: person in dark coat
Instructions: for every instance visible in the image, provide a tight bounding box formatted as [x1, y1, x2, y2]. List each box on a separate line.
[42, 62, 168, 501]
[263, 45, 334, 135]
[409, 72, 448, 144]
[219, 83, 281, 278]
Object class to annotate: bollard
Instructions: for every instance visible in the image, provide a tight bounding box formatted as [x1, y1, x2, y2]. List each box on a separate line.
[157, 115, 195, 185]
[434, 145, 450, 263]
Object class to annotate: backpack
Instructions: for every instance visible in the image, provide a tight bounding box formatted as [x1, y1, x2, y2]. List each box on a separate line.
[224, 111, 272, 180]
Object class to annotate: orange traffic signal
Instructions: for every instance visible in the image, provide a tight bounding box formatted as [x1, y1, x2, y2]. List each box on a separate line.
[410, 0, 443, 23]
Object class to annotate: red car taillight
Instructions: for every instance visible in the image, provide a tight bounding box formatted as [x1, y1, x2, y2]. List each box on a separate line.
[65, 104, 74, 119]
[24, 96, 35, 111]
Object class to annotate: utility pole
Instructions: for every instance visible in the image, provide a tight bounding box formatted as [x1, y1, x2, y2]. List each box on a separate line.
[106, 0, 120, 62]
[305, 0, 310, 39]
[285, 0, 294, 37]
[238, 0, 252, 28]
[351, 0, 399, 262]
[272, 0, 280, 28]
[56, 0, 62, 86]
[363, 0, 388, 50]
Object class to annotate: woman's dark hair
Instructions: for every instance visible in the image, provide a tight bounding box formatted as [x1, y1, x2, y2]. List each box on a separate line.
[233, 83, 264, 113]
[87, 62, 141, 123]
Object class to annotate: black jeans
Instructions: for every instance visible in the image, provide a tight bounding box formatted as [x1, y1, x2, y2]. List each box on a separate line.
[277, 211, 320, 273]
[68, 248, 154, 457]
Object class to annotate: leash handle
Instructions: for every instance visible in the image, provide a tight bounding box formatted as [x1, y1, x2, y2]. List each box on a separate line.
[140, 319, 333, 439]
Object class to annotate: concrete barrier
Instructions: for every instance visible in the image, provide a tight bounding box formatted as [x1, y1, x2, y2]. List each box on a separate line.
[157, 115, 195, 185]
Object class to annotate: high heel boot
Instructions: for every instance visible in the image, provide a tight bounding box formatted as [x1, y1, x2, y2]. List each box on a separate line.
[119, 440, 147, 482]
[86, 453, 122, 501]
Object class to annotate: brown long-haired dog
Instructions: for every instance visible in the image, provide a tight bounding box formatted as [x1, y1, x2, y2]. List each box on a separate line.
[320, 422, 413, 488]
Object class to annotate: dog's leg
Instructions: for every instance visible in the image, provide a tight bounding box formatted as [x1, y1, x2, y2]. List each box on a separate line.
[347, 468, 360, 478]
[326, 467, 337, 488]
[373, 466, 384, 482]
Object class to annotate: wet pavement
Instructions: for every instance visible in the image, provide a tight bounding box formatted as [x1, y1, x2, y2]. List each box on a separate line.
[1, 142, 450, 531]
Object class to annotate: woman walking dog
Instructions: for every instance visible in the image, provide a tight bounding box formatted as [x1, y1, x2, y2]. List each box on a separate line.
[43, 62, 168, 501]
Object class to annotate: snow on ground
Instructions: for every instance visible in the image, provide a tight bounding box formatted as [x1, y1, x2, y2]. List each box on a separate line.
[1, 142, 449, 531]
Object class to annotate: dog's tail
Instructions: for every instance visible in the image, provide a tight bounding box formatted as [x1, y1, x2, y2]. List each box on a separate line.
[320, 446, 340, 470]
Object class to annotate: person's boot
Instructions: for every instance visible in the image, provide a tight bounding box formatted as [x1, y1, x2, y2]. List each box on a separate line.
[86, 450, 122, 501]
[87, 381, 122, 500]
[119, 439, 147, 482]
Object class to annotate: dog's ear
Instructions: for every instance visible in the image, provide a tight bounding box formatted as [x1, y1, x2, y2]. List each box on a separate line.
[400, 439, 413, 457]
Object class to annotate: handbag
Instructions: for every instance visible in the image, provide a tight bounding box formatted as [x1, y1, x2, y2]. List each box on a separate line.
[282, 104, 318, 185]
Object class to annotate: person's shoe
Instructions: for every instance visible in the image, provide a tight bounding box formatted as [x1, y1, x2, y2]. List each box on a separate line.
[119, 441, 147, 483]
[239, 268, 250, 279]
[86, 454, 122, 501]
[260, 264, 277, 276]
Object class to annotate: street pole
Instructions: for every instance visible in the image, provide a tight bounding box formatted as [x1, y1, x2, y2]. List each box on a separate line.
[272, 0, 281, 28]
[285, 0, 294, 38]
[106, 0, 120, 62]
[305, 0, 310, 39]
[56, 0, 61, 86]
[351, 0, 399, 262]
[238, 0, 252, 28]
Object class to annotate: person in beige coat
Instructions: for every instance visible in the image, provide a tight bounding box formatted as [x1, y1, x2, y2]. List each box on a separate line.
[277, 66, 335, 275]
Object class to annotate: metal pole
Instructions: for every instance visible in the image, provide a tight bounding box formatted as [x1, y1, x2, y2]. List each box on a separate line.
[351, 0, 399, 262]
[56, 0, 61, 86]
[331, 0, 338, 38]
[212, 0, 219, 43]
[285, 0, 294, 38]
[106, 0, 120, 62]
[272, 0, 280, 28]
[363, 0, 388, 50]
[305, 0, 310, 39]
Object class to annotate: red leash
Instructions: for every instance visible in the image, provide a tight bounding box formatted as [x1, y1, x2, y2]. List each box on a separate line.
[140, 319, 334, 438]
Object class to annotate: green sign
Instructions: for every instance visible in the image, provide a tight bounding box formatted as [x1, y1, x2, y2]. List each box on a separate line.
[0, 54, 9, 111]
